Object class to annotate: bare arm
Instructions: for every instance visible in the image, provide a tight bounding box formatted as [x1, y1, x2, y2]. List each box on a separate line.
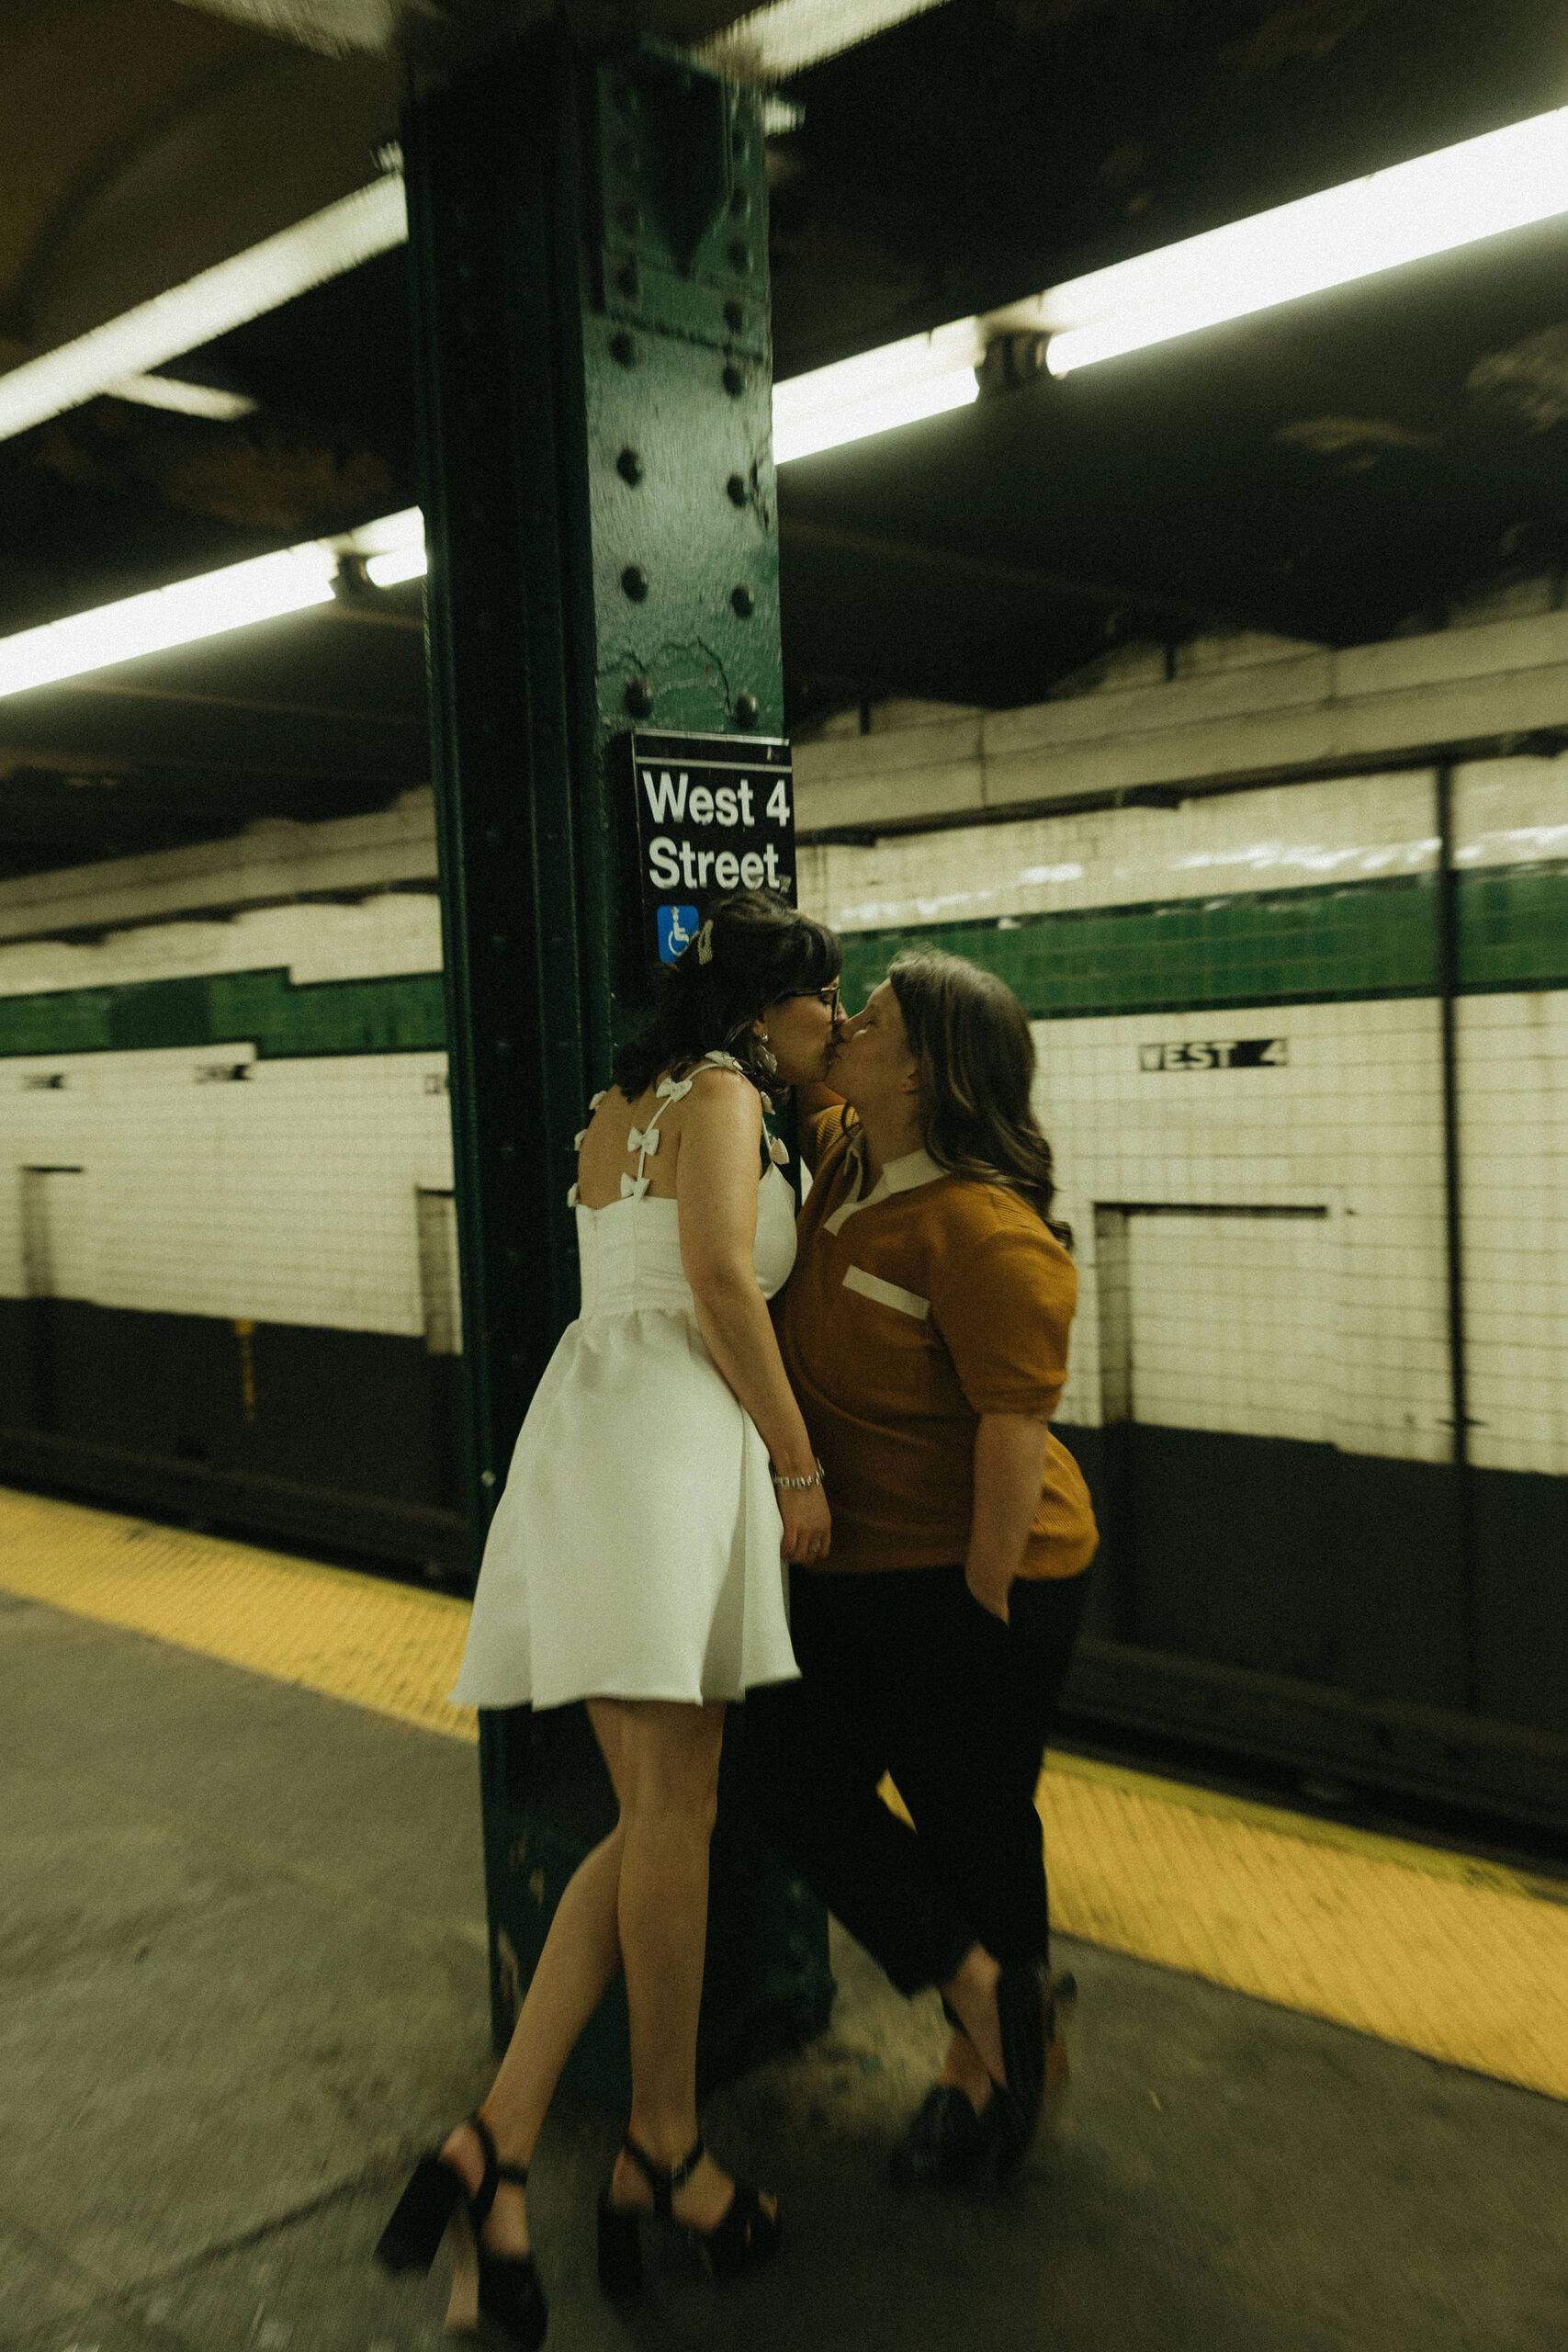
[964, 1412, 1053, 1623]
[677, 1071, 829, 1560]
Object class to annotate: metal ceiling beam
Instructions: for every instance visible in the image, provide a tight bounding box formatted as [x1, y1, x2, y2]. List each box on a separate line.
[172, 0, 956, 72]
[779, 514, 1231, 628]
[695, 0, 952, 82]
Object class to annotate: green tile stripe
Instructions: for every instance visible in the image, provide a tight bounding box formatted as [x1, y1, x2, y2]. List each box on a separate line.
[0, 967, 446, 1060]
[838, 865, 1568, 1020]
[1, 865, 1564, 1059]
[1455, 865, 1568, 993]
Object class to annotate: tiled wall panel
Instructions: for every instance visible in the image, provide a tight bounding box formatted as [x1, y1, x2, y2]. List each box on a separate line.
[1, 893, 453, 1337]
[1035, 1000, 1450, 1464]
[1120, 1214, 1337, 1446]
[0, 891, 444, 1001]
[797, 770, 1439, 935]
[1457, 990, 1568, 1478]
[4, 1046, 455, 1339]
[1, 762, 1563, 1487]
[1454, 758, 1568, 870]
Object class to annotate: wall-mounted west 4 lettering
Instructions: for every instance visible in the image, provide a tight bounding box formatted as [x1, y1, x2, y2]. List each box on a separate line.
[628, 729, 795, 966]
[1139, 1039, 1290, 1070]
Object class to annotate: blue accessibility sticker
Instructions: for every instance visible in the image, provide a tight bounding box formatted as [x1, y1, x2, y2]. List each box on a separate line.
[658, 903, 700, 963]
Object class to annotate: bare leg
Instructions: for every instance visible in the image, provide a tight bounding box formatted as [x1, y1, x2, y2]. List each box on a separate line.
[938, 1971, 1062, 2114]
[939, 1944, 1008, 2092]
[938, 2018, 996, 2113]
[440, 1705, 631, 2255]
[602, 1699, 773, 2234]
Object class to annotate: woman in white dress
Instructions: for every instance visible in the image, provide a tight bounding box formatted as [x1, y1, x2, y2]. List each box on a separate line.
[376, 890, 840, 2348]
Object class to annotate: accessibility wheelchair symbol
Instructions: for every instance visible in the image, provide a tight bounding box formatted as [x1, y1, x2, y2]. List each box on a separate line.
[657, 904, 700, 963]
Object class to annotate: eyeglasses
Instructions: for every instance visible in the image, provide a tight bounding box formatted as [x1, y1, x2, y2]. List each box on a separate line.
[783, 982, 842, 1017]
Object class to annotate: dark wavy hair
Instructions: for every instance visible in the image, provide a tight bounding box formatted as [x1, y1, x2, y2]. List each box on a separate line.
[887, 950, 1069, 1245]
[614, 889, 841, 1101]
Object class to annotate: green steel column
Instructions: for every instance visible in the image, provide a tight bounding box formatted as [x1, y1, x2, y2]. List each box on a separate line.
[404, 28, 831, 2098]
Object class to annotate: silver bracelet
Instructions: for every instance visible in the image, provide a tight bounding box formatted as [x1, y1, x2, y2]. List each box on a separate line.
[771, 1457, 825, 1492]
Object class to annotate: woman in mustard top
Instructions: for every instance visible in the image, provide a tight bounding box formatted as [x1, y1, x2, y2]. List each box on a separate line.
[749, 949, 1097, 2188]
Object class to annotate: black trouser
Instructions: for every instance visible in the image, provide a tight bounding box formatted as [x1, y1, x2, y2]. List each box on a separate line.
[744, 1565, 1090, 1998]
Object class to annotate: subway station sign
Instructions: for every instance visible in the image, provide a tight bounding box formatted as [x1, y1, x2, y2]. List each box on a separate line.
[629, 729, 795, 967]
[1139, 1038, 1290, 1070]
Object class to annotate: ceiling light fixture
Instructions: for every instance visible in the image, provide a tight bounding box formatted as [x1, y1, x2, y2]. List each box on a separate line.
[23, 108, 1563, 683]
[104, 375, 260, 422]
[0, 173, 407, 445]
[774, 100, 1568, 441]
[1015, 102, 1568, 376]
[772, 318, 984, 464]
[355, 508, 426, 586]
[697, 0, 953, 84]
[0, 508, 425, 700]
[365, 544, 429, 587]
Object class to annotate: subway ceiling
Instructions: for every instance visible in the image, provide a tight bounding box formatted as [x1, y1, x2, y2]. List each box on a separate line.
[3, 0, 1568, 877]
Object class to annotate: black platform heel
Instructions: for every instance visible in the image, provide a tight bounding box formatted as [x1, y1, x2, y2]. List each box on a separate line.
[888, 2083, 1004, 2190]
[597, 2133, 780, 2298]
[374, 2142, 465, 2276]
[376, 2113, 547, 2351]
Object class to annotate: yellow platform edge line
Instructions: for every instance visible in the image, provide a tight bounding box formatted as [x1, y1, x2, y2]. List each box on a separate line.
[5, 1483, 1566, 2107]
[0, 1482, 479, 1747]
[1040, 1747, 1568, 1909]
[879, 1767, 1568, 2101]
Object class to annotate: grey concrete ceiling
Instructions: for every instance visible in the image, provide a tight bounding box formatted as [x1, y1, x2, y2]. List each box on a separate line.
[2, 0, 1567, 876]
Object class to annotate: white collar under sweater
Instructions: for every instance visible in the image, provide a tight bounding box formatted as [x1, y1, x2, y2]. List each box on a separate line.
[821, 1133, 945, 1236]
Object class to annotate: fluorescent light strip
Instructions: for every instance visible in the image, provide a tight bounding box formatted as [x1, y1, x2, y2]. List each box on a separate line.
[1033, 101, 1568, 375]
[0, 175, 407, 444]
[0, 508, 425, 699]
[773, 318, 984, 462]
[345, 506, 424, 560]
[0, 548, 337, 697]
[773, 366, 977, 460]
[365, 543, 429, 587]
[105, 376, 259, 422]
[45, 105, 1567, 685]
[31, 89, 1568, 697]
[697, 0, 953, 84]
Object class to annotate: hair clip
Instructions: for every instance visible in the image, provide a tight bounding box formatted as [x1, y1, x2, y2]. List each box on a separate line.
[696, 919, 715, 965]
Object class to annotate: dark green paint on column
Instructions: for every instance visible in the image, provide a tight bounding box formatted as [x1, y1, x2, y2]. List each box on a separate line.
[403, 26, 829, 2100]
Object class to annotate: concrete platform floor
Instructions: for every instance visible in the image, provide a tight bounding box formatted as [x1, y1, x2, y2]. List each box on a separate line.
[3, 1585, 1566, 2352]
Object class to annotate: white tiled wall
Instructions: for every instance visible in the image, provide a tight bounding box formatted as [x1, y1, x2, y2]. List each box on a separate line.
[1118, 1214, 1337, 1447]
[797, 762, 1568, 1478]
[2, 891, 453, 1339]
[2, 764, 1563, 1486]
[0, 890, 443, 1001]
[1037, 1000, 1451, 1464]
[1454, 758, 1568, 869]
[796, 769, 1438, 933]
[1458, 991, 1568, 1478]
[3, 1046, 456, 1338]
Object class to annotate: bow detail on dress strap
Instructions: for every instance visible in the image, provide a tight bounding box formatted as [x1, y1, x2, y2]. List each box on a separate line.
[620, 1172, 651, 1200]
[768, 1134, 789, 1165]
[567, 1182, 581, 1207]
[626, 1125, 661, 1157]
[657, 1075, 695, 1102]
[589, 1090, 608, 1110]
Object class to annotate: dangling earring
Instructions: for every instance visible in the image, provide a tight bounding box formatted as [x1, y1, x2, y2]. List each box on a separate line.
[754, 1030, 780, 1081]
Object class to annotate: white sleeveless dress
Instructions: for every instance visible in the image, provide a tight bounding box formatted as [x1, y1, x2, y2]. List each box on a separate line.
[451, 1054, 801, 1711]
